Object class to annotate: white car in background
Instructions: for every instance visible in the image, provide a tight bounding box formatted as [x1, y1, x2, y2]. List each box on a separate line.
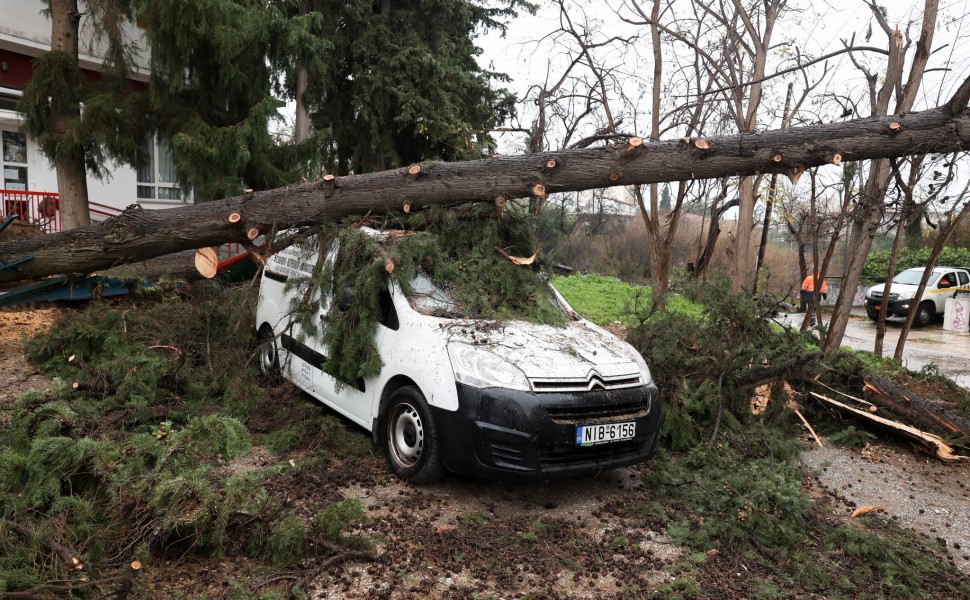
[865, 266, 970, 326]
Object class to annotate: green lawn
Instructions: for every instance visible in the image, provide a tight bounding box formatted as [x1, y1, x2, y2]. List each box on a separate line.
[552, 273, 701, 326]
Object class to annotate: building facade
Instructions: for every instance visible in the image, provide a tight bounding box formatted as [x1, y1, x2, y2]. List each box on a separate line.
[0, 1, 187, 232]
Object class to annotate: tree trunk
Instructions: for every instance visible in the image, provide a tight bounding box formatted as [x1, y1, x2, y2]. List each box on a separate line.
[293, 0, 310, 144]
[2, 104, 970, 283]
[50, 0, 90, 230]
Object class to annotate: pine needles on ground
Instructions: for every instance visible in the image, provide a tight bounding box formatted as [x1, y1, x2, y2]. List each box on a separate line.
[1, 281, 370, 597]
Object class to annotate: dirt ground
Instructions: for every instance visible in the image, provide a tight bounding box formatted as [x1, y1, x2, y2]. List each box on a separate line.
[2, 306, 970, 598]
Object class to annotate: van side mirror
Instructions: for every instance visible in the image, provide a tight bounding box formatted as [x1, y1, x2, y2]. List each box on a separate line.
[337, 287, 354, 311]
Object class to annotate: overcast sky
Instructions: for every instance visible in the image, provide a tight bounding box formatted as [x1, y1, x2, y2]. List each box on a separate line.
[476, 0, 970, 153]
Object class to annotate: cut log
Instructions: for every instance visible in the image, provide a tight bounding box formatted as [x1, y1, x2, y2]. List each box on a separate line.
[2, 104, 970, 283]
[194, 247, 219, 279]
[862, 373, 968, 437]
[809, 392, 968, 461]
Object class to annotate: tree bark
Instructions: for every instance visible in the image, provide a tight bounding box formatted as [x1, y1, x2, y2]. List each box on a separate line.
[50, 0, 90, 230]
[2, 105, 970, 283]
[293, 0, 310, 144]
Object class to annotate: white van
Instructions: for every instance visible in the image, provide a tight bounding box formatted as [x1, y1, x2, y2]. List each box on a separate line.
[255, 229, 661, 483]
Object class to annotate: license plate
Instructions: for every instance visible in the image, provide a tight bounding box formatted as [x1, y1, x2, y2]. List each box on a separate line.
[576, 422, 636, 446]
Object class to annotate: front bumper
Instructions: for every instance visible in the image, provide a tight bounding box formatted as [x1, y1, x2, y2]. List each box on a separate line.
[864, 297, 914, 318]
[430, 382, 661, 480]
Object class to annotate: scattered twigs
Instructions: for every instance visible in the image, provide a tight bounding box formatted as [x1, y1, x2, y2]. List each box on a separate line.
[792, 408, 823, 447]
[808, 392, 968, 461]
[3, 519, 83, 569]
[810, 376, 878, 412]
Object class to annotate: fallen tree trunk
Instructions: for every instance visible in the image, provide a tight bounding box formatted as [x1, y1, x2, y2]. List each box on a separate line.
[863, 373, 969, 437]
[2, 105, 970, 283]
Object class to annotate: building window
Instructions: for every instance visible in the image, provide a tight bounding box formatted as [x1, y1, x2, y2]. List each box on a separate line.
[137, 134, 183, 201]
[2, 130, 28, 191]
[0, 93, 19, 112]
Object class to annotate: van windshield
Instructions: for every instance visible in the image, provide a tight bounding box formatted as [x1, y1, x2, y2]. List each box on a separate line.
[406, 272, 567, 322]
[408, 274, 462, 317]
[892, 269, 929, 285]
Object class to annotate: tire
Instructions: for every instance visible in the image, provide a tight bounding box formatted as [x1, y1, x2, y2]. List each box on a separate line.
[866, 309, 878, 321]
[914, 301, 935, 327]
[257, 325, 282, 383]
[382, 386, 446, 484]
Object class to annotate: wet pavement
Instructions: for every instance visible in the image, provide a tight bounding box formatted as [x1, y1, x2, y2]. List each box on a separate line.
[776, 308, 970, 390]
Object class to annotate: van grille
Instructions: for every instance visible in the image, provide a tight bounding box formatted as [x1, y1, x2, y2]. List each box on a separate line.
[530, 373, 641, 393]
[539, 441, 645, 468]
[544, 401, 647, 425]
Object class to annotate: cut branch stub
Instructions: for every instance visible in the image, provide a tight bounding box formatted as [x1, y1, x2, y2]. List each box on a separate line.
[321, 174, 336, 193]
[494, 196, 506, 208]
[247, 227, 261, 241]
[406, 164, 422, 181]
[832, 153, 842, 165]
[402, 201, 411, 214]
[228, 212, 242, 224]
[532, 183, 546, 198]
[772, 154, 783, 162]
[609, 172, 621, 182]
[888, 122, 902, 133]
[545, 159, 557, 169]
[625, 137, 644, 154]
[694, 139, 711, 150]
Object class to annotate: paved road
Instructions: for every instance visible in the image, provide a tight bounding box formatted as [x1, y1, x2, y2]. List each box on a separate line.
[777, 308, 970, 390]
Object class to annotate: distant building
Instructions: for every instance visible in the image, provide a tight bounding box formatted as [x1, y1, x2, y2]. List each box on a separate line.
[0, 2, 187, 232]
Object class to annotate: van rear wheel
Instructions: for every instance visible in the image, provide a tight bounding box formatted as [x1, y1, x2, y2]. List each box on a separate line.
[383, 386, 445, 484]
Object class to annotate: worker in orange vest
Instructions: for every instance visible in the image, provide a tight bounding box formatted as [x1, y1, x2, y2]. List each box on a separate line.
[801, 273, 828, 324]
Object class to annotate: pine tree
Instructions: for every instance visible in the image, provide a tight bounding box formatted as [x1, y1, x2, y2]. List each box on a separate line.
[19, 0, 144, 229]
[289, 0, 529, 174]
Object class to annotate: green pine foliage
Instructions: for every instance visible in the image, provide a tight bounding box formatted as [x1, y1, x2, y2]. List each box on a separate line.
[299, 0, 533, 174]
[19, 2, 146, 179]
[286, 203, 565, 386]
[1, 283, 367, 596]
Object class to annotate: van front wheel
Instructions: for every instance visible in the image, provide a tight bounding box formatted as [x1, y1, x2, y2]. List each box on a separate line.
[257, 325, 282, 383]
[383, 387, 446, 484]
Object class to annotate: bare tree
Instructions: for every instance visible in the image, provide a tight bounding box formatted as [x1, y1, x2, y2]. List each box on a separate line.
[822, 0, 941, 354]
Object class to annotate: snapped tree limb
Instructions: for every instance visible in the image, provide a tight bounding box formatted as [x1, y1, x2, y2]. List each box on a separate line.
[2, 105, 970, 283]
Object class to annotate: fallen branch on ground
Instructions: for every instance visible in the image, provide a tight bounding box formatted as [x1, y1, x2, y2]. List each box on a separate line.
[808, 392, 968, 461]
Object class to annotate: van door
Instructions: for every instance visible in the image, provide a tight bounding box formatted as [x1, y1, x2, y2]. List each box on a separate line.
[309, 285, 399, 429]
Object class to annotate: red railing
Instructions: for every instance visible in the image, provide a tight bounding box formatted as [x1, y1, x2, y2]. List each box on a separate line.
[1, 189, 62, 233]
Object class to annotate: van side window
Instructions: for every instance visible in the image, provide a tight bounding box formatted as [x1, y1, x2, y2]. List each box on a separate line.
[379, 290, 399, 330]
[960, 272, 969, 286]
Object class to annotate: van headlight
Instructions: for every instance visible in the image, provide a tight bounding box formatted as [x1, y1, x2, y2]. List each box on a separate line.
[624, 344, 653, 386]
[446, 342, 531, 391]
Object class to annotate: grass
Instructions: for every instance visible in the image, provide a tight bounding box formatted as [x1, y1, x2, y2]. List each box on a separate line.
[552, 273, 702, 326]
